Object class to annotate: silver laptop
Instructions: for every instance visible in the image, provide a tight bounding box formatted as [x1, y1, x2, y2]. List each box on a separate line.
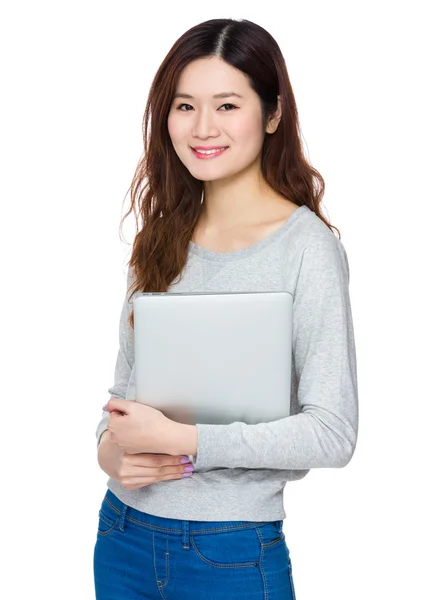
[133, 291, 293, 426]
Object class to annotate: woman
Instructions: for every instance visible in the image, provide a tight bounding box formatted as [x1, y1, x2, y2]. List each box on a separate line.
[94, 17, 358, 600]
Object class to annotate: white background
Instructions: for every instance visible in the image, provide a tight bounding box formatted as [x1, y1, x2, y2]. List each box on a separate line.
[1, 1, 422, 598]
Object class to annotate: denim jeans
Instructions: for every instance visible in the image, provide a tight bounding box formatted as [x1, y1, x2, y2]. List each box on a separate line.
[93, 489, 297, 599]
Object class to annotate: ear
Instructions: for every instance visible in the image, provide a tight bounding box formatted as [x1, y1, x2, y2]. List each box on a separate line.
[265, 95, 282, 134]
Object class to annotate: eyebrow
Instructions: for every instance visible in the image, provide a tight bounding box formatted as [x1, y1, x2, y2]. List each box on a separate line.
[173, 92, 243, 100]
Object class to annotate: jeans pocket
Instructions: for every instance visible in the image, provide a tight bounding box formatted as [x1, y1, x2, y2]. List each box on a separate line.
[97, 495, 121, 537]
[256, 520, 285, 549]
[190, 526, 261, 568]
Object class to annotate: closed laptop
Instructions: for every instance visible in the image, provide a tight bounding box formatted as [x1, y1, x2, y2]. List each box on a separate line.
[133, 291, 293, 426]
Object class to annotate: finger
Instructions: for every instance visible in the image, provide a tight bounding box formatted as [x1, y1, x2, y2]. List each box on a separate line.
[123, 447, 144, 455]
[105, 398, 130, 414]
[121, 471, 191, 489]
[130, 453, 192, 467]
[121, 454, 194, 477]
[123, 462, 192, 478]
[121, 454, 193, 477]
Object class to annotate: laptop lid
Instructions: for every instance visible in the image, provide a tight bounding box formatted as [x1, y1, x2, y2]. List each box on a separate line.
[133, 291, 292, 426]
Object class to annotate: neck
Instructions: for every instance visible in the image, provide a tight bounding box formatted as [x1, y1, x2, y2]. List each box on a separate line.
[201, 165, 284, 229]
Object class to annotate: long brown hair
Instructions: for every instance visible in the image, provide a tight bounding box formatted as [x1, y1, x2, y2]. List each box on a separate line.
[119, 18, 340, 328]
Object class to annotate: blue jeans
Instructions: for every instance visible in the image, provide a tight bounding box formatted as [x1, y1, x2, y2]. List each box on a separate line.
[93, 489, 297, 599]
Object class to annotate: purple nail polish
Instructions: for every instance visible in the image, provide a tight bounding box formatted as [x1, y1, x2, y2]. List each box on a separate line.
[180, 457, 190, 464]
[184, 465, 194, 472]
[182, 472, 192, 477]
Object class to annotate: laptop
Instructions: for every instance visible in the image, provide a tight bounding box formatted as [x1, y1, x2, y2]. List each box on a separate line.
[133, 291, 293, 426]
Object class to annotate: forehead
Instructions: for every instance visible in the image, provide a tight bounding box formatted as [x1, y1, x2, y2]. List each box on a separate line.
[175, 57, 251, 98]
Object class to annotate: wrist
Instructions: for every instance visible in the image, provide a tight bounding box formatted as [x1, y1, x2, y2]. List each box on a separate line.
[168, 421, 198, 456]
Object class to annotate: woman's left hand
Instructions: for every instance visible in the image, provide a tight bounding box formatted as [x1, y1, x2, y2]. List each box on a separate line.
[104, 398, 178, 455]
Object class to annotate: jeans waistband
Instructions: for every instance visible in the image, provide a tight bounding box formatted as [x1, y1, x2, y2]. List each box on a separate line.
[104, 489, 283, 540]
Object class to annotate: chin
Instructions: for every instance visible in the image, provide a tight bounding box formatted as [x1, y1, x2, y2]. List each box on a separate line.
[183, 165, 224, 182]
[191, 172, 227, 183]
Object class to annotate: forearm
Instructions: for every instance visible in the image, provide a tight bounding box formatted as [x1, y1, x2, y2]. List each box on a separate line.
[99, 421, 197, 457]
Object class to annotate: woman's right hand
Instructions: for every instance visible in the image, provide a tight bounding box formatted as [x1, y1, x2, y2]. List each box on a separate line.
[97, 429, 194, 491]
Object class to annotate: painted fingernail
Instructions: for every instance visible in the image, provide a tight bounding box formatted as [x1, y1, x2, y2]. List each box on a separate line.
[102, 405, 107, 410]
[184, 465, 194, 472]
[180, 457, 191, 464]
[182, 472, 192, 477]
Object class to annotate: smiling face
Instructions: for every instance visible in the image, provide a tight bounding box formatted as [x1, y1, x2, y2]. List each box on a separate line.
[167, 57, 273, 182]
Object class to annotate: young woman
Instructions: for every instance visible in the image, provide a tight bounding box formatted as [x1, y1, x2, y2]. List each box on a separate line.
[93, 17, 358, 600]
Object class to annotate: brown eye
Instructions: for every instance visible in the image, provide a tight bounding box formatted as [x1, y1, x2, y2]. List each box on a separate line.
[176, 103, 238, 111]
[218, 104, 237, 111]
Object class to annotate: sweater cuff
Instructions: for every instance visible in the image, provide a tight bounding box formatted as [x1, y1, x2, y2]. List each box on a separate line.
[193, 423, 242, 471]
[96, 413, 110, 448]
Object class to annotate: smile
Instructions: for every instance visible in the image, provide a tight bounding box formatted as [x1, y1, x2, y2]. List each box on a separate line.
[191, 147, 229, 159]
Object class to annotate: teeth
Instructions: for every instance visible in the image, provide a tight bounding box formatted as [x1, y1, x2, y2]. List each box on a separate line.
[195, 147, 227, 155]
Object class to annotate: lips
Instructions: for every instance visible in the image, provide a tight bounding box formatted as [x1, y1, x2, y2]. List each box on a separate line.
[192, 146, 229, 151]
[190, 146, 229, 159]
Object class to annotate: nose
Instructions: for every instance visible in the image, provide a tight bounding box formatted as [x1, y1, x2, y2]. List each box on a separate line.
[192, 107, 220, 139]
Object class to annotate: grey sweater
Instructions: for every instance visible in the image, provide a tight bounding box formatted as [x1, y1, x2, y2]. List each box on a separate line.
[95, 204, 359, 521]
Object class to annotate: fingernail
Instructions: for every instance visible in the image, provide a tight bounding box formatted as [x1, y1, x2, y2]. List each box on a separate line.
[180, 457, 190, 464]
[184, 465, 194, 472]
[182, 472, 192, 477]
[102, 405, 108, 411]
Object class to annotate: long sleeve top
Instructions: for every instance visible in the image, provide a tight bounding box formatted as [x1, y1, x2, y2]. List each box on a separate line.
[95, 204, 359, 521]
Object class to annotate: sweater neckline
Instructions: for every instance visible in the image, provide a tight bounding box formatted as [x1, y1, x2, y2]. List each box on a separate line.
[188, 204, 310, 262]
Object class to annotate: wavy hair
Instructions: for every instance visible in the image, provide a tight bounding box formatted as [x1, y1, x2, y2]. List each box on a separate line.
[119, 18, 340, 328]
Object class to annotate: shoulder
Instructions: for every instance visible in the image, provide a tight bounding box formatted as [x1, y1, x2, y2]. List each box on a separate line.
[292, 205, 337, 244]
[289, 207, 350, 284]
[292, 206, 348, 255]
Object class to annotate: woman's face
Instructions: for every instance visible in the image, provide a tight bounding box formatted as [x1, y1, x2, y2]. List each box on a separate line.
[167, 57, 271, 182]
